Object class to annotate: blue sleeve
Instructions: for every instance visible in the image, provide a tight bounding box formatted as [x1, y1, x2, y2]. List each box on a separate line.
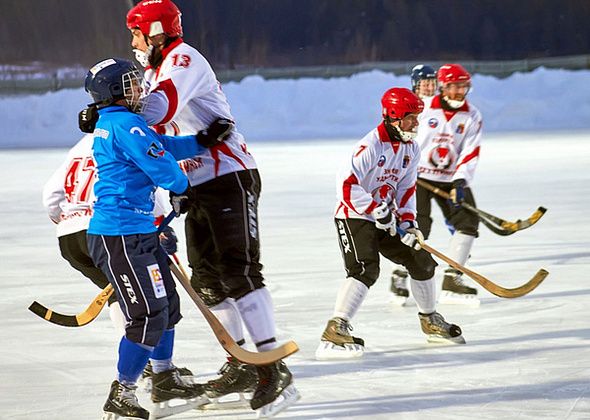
[114, 114, 188, 194]
[158, 134, 206, 160]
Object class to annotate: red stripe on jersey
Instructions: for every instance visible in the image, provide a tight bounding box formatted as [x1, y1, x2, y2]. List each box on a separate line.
[365, 200, 379, 215]
[153, 79, 179, 125]
[455, 146, 480, 172]
[216, 143, 247, 170]
[154, 215, 164, 226]
[210, 147, 221, 177]
[342, 174, 360, 214]
[377, 122, 400, 152]
[398, 184, 416, 208]
[398, 212, 414, 222]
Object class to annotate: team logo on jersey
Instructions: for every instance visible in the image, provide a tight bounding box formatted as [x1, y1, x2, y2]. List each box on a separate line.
[428, 118, 438, 128]
[371, 183, 396, 204]
[147, 142, 165, 159]
[377, 155, 386, 167]
[402, 155, 410, 168]
[428, 146, 455, 170]
[456, 124, 465, 134]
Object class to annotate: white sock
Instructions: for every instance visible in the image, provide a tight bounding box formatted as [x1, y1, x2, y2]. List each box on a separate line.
[236, 288, 277, 351]
[108, 301, 126, 337]
[332, 278, 368, 321]
[411, 277, 436, 314]
[448, 232, 475, 266]
[210, 298, 245, 345]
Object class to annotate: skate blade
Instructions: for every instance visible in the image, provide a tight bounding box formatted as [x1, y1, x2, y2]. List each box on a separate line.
[438, 291, 480, 307]
[426, 334, 466, 345]
[256, 384, 301, 419]
[315, 341, 364, 360]
[102, 412, 147, 420]
[199, 392, 252, 410]
[149, 395, 209, 419]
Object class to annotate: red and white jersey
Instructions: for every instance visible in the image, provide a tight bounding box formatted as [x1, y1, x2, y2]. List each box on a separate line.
[416, 95, 483, 185]
[335, 123, 420, 223]
[43, 135, 171, 237]
[142, 38, 257, 187]
[43, 134, 96, 237]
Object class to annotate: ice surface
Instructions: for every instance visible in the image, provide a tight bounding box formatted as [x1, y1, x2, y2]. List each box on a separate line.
[1, 131, 589, 419]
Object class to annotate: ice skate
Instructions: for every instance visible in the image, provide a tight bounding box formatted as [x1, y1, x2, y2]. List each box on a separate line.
[419, 311, 465, 344]
[138, 361, 194, 393]
[200, 356, 258, 410]
[390, 269, 410, 306]
[251, 361, 300, 418]
[438, 268, 480, 307]
[149, 368, 208, 419]
[315, 317, 365, 360]
[102, 380, 149, 420]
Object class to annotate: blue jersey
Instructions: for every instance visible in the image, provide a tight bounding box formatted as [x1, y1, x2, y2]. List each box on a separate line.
[88, 106, 203, 235]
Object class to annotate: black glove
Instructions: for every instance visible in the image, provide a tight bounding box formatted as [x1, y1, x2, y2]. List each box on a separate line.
[196, 118, 234, 147]
[450, 179, 466, 207]
[169, 188, 190, 216]
[78, 106, 99, 133]
[158, 225, 178, 255]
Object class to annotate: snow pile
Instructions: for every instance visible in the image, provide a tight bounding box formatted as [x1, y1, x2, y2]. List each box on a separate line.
[1, 67, 589, 148]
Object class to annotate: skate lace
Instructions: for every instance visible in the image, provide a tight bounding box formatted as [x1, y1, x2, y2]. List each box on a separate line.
[116, 383, 140, 408]
[334, 317, 353, 335]
[428, 312, 449, 328]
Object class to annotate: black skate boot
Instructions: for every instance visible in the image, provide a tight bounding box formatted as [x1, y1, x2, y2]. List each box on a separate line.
[439, 268, 480, 306]
[201, 357, 258, 409]
[390, 269, 410, 305]
[315, 317, 365, 360]
[419, 311, 465, 344]
[102, 380, 149, 420]
[251, 361, 300, 418]
[139, 361, 194, 393]
[150, 368, 208, 418]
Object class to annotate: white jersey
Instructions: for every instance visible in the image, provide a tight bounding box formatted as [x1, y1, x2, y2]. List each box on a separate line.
[43, 134, 96, 237]
[416, 95, 483, 185]
[43, 135, 172, 238]
[335, 123, 420, 223]
[142, 39, 257, 187]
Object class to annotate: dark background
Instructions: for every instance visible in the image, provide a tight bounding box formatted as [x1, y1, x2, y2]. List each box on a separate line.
[2, 0, 590, 70]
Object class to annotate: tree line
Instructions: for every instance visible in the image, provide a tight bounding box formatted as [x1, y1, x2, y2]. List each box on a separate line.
[3, 0, 589, 70]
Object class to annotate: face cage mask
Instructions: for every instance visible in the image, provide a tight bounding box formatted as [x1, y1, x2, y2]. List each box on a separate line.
[122, 69, 145, 113]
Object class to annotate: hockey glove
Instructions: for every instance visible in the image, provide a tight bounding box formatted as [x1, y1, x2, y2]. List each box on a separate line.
[169, 188, 191, 216]
[196, 118, 234, 147]
[399, 220, 424, 251]
[158, 225, 178, 255]
[78, 106, 98, 133]
[372, 202, 396, 235]
[449, 179, 466, 207]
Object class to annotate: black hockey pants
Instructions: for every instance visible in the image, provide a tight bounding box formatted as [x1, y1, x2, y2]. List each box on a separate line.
[416, 179, 479, 239]
[87, 233, 181, 347]
[185, 169, 265, 306]
[335, 218, 437, 288]
[58, 230, 116, 305]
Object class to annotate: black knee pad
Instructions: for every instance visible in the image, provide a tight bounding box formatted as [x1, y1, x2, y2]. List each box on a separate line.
[229, 276, 266, 300]
[352, 264, 380, 288]
[405, 250, 437, 280]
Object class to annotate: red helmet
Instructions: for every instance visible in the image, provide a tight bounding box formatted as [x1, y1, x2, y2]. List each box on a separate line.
[437, 64, 471, 86]
[126, 0, 183, 38]
[381, 88, 424, 120]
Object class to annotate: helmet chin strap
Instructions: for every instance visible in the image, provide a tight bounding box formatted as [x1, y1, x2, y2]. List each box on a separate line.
[393, 125, 417, 142]
[442, 95, 466, 109]
[133, 45, 152, 68]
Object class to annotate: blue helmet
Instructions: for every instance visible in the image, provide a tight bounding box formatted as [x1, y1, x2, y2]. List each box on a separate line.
[84, 58, 143, 112]
[410, 64, 436, 92]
